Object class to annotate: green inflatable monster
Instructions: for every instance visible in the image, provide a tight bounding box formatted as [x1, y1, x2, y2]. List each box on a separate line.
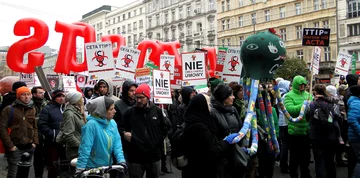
[240, 28, 287, 79]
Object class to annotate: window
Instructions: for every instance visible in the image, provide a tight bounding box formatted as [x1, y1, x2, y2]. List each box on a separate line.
[156, 14, 160, 26]
[128, 36, 132, 45]
[187, 25, 192, 35]
[239, 0, 243, 7]
[133, 22, 137, 30]
[117, 16, 120, 22]
[239, 36, 244, 47]
[134, 10, 137, 16]
[227, 19, 230, 29]
[348, 0, 360, 18]
[172, 29, 176, 39]
[165, 12, 168, 24]
[209, 19, 214, 30]
[296, 25, 302, 39]
[222, 39, 225, 47]
[222, 1, 225, 12]
[187, 5, 191, 17]
[238, 16, 243, 27]
[117, 27, 121, 34]
[122, 25, 126, 33]
[140, 8, 143, 14]
[280, 28, 287, 41]
[314, 22, 320, 28]
[265, 10, 270, 22]
[179, 7, 183, 19]
[165, 31, 169, 40]
[251, 13, 256, 24]
[148, 3, 152, 12]
[196, 2, 201, 13]
[197, 23, 202, 32]
[280, 7, 285, 18]
[295, 3, 301, 15]
[164, 0, 169, 6]
[209, 0, 215, 10]
[172, 10, 175, 21]
[321, 0, 326, 9]
[156, 33, 161, 40]
[222, 20, 225, 30]
[128, 12, 131, 18]
[148, 18, 152, 28]
[314, 0, 319, 11]
[296, 50, 304, 60]
[227, 0, 230, 11]
[134, 34, 138, 43]
[227, 38, 231, 46]
[324, 47, 330, 61]
[112, 29, 115, 34]
[139, 20, 143, 29]
[323, 20, 329, 28]
[123, 14, 126, 20]
[348, 23, 360, 36]
[139, 32, 144, 40]
[128, 24, 131, 32]
[108, 30, 111, 35]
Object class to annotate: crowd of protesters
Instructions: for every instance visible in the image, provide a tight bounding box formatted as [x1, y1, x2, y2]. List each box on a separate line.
[0, 74, 359, 178]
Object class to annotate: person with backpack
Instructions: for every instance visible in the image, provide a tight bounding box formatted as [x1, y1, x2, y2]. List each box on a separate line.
[306, 84, 342, 178]
[0, 86, 38, 178]
[119, 84, 167, 178]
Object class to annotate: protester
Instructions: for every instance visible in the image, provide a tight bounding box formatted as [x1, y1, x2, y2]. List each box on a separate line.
[76, 96, 126, 172]
[120, 84, 167, 178]
[91, 78, 119, 102]
[60, 91, 86, 160]
[0, 86, 38, 178]
[182, 94, 240, 178]
[0, 81, 27, 113]
[38, 90, 66, 178]
[228, 83, 246, 120]
[176, 87, 196, 126]
[114, 80, 137, 129]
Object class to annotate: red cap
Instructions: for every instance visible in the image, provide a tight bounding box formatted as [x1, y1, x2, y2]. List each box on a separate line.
[135, 84, 151, 99]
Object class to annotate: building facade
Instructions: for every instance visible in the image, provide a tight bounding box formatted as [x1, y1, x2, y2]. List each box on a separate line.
[43, 52, 83, 75]
[338, 0, 360, 66]
[81, 1, 147, 49]
[144, 0, 217, 53]
[217, 0, 337, 80]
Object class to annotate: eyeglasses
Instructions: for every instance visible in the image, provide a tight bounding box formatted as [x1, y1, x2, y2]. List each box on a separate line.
[135, 96, 146, 100]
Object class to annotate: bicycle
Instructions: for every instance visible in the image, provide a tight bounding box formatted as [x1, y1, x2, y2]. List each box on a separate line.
[70, 158, 126, 178]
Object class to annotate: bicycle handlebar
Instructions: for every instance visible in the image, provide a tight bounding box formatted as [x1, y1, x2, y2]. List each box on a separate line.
[81, 165, 124, 177]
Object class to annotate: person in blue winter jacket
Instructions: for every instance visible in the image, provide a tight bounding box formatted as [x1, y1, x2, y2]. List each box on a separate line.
[347, 85, 360, 178]
[76, 96, 126, 172]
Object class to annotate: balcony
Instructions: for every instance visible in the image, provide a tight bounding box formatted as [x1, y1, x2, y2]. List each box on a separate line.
[186, 33, 193, 38]
[171, 25, 176, 30]
[319, 61, 335, 70]
[339, 35, 360, 45]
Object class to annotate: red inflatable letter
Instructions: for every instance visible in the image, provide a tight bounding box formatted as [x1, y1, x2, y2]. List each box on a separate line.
[102, 35, 126, 59]
[7, 18, 49, 73]
[156, 41, 181, 66]
[54, 21, 86, 74]
[137, 40, 163, 68]
[202, 47, 217, 77]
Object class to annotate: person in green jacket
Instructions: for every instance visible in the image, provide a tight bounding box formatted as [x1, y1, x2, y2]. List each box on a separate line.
[284, 75, 312, 178]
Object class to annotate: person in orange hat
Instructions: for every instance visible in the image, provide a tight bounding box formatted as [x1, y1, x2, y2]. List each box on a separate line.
[0, 86, 38, 178]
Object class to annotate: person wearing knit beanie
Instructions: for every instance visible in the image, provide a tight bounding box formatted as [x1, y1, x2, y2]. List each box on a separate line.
[135, 84, 151, 108]
[346, 74, 359, 87]
[12, 81, 27, 92]
[51, 90, 65, 101]
[65, 91, 83, 105]
[326, 85, 337, 97]
[16, 86, 31, 99]
[213, 84, 234, 104]
[135, 84, 151, 99]
[210, 78, 224, 94]
[0, 82, 28, 113]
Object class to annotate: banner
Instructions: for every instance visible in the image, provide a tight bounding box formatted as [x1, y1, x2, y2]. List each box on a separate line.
[216, 47, 228, 76]
[76, 74, 87, 87]
[135, 67, 152, 86]
[20, 73, 35, 87]
[63, 76, 77, 93]
[302, 28, 330, 46]
[160, 55, 175, 80]
[46, 74, 60, 90]
[115, 46, 140, 80]
[181, 52, 207, 86]
[335, 52, 352, 76]
[85, 80, 96, 88]
[172, 66, 182, 89]
[153, 70, 172, 104]
[311, 46, 321, 75]
[222, 47, 242, 83]
[85, 42, 114, 80]
[352, 53, 357, 74]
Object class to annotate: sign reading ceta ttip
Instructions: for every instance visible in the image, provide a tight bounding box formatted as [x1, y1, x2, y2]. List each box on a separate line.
[222, 47, 242, 83]
[115, 46, 140, 80]
[181, 52, 207, 86]
[160, 55, 175, 80]
[153, 70, 172, 104]
[85, 42, 114, 80]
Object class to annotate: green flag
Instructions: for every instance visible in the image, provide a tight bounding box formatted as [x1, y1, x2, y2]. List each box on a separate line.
[352, 53, 357, 74]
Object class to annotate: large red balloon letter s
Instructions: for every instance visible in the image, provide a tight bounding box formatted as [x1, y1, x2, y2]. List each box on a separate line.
[54, 21, 86, 74]
[7, 18, 49, 73]
[137, 40, 163, 68]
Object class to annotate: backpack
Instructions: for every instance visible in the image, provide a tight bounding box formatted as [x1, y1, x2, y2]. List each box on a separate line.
[314, 101, 334, 123]
[313, 101, 338, 140]
[169, 123, 187, 170]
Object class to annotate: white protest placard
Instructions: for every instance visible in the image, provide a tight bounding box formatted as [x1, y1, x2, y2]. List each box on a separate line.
[222, 47, 242, 83]
[312, 46, 321, 75]
[34, 75, 41, 87]
[115, 46, 140, 80]
[63, 76, 77, 93]
[153, 70, 172, 104]
[76, 74, 87, 87]
[335, 52, 352, 76]
[181, 52, 207, 86]
[160, 55, 175, 80]
[135, 68, 152, 86]
[85, 42, 114, 80]
[20, 73, 35, 87]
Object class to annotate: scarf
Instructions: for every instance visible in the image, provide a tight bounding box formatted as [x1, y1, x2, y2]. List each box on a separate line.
[13, 99, 34, 108]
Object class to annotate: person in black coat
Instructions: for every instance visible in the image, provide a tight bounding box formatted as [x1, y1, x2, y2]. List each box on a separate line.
[38, 90, 66, 178]
[0, 81, 27, 113]
[182, 94, 240, 178]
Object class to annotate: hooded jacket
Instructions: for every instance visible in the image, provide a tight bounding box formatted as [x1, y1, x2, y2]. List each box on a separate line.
[176, 87, 194, 126]
[347, 96, 360, 143]
[284, 76, 312, 136]
[38, 102, 65, 142]
[120, 103, 167, 163]
[114, 81, 137, 126]
[91, 78, 119, 102]
[344, 74, 359, 112]
[77, 97, 125, 169]
[0, 92, 16, 113]
[278, 80, 291, 127]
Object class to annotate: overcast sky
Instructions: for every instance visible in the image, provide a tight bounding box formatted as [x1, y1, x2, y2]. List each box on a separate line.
[0, 0, 137, 50]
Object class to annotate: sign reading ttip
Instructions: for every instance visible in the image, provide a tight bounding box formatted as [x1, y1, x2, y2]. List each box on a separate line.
[302, 28, 330, 47]
[153, 70, 172, 104]
[181, 52, 207, 87]
[85, 42, 114, 80]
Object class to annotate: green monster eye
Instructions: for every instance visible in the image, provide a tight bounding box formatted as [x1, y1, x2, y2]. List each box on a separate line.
[268, 42, 278, 54]
[246, 44, 259, 50]
[279, 41, 286, 48]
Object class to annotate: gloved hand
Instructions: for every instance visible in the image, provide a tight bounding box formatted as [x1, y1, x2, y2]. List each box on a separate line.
[224, 133, 240, 144]
[118, 162, 128, 175]
[74, 168, 85, 178]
